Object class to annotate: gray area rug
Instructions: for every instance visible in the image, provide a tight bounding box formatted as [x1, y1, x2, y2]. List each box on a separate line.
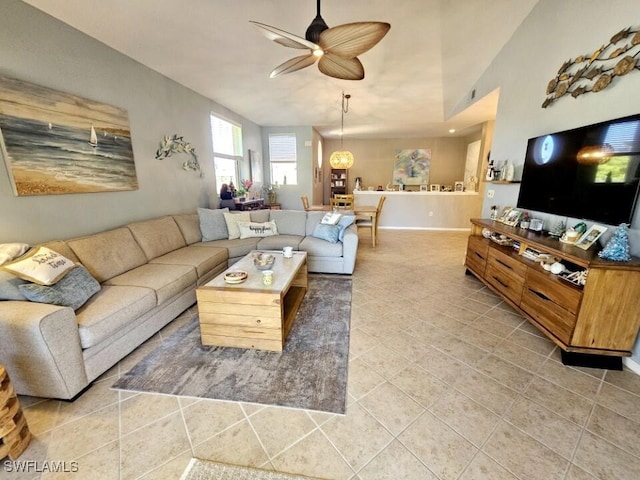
[112, 276, 351, 414]
[180, 458, 324, 480]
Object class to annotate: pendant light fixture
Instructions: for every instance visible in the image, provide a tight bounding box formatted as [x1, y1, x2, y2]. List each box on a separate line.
[329, 92, 354, 169]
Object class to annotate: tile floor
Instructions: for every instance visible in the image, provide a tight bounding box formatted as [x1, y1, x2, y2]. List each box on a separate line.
[5, 230, 640, 480]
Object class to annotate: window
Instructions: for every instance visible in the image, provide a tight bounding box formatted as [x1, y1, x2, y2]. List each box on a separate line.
[210, 114, 243, 189]
[268, 134, 297, 185]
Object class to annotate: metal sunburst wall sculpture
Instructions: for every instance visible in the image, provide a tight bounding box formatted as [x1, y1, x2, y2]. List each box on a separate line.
[542, 26, 640, 108]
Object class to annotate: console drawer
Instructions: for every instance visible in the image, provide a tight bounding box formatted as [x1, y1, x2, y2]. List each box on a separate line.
[521, 286, 578, 345]
[466, 236, 489, 276]
[485, 263, 524, 305]
[525, 269, 581, 314]
[487, 248, 527, 279]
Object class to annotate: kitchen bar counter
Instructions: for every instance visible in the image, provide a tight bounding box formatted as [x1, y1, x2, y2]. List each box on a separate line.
[354, 190, 482, 230]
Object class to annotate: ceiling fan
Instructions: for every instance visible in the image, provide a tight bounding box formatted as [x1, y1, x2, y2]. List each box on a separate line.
[250, 0, 390, 80]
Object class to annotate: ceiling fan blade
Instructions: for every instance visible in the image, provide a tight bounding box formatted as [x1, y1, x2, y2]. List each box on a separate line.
[270, 54, 318, 78]
[318, 54, 364, 80]
[250, 21, 320, 50]
[319, 22, 391, 58]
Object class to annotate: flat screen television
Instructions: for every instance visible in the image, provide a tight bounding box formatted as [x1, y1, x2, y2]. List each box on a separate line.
[516, 113, 640, 225]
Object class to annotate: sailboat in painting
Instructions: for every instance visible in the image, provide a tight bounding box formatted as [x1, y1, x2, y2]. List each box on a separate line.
[88, 125, 98, 148]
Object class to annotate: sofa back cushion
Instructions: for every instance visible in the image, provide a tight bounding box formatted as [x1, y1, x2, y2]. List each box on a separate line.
[41, 240, 81, 264]
[128, 216, 186, 260]
[172, 213, 202, 245]
[68, 228, 148, 283]
[250, 209, 270, 223]
[270, 210, 307, 236]
[305, 211, 326, 235]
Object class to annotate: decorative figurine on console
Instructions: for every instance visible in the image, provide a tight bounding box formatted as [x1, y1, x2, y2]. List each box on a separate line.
[599, 223, 632, 262]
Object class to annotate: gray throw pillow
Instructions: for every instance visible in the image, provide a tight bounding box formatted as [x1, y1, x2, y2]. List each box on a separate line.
[198, 207, 229, 241]
[18, 265, 101, 310]
[0, 270, 28, 301]
[337, 215, 356, 241]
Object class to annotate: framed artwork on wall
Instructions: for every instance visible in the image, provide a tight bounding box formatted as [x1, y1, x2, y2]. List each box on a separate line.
[393, 149, 431, 185]
[0, 75, 138, 196]
[249, 149, 263, 184]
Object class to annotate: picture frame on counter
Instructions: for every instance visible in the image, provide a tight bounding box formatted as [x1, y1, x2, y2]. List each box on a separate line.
[575, 224, 607, 250]
[454, 181, 464, 192]
[430, 184, 441, 192]
[420, 184, 428, 191]
[503, 208, 523, 227]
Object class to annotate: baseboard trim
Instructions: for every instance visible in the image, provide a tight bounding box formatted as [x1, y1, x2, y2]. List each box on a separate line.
[623, 357, 640, 375]
[378, 227, 471, 232]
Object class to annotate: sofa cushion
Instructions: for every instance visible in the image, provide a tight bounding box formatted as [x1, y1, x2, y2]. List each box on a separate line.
[270, 210, 307, 236]
[198, 208, 229, 241]
[41, 240, 80, 264]
[299, 236, 344, 257]
[250, 210, 271, 223]
[197, 238, 260, 258]
[173, 213, 202, 245]
[128, 216, 186, 261]
[68, 228, 148, 283]
[76, 285, 156, 349]
[149, 245, 228, 278]
[104, 263, 197, 305]
[305, 211, 326, 235]
[223, 211, 251, 239]
[18, 265, 101, 310]
[257, 235, 303, 251]
[1, 246, 76, 285]
[237, 220, 278, 239]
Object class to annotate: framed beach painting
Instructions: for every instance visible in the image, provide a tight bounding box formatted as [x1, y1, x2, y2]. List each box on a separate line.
[393, 149, 431, 186]
[0, 75, 138, 196]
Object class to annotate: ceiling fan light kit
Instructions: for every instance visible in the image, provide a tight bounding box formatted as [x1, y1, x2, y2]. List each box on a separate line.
[329, 92, 354, 169]
[251, 0, 390, 80]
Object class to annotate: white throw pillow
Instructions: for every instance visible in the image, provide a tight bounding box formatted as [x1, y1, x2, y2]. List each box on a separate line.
[0, 243, 30, 266]
[1, 246, 76, 285]
[321, 212, 342, 225]
[223, 212, 251, 240]
[237, 220, 279, 239]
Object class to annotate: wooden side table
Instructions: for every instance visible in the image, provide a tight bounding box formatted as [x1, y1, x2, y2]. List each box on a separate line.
[0, 365, 31, 460]
[268, 203, 282, 210]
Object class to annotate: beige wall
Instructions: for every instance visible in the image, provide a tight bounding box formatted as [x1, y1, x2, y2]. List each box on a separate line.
[321, 136, 469, 199]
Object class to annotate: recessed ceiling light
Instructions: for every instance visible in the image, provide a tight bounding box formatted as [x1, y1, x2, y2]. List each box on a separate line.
[449, 129, 456, 133]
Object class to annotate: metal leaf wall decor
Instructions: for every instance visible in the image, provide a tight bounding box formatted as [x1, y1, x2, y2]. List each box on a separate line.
[155, 134, 203, 177]
[542, 26, 640, 108]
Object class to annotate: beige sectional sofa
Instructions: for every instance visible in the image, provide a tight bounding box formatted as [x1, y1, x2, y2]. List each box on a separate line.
[0, 208, 358, 399]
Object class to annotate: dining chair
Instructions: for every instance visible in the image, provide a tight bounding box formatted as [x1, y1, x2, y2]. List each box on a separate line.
[331, 194, 354, 209]
[356, 195, 386, 247]
[300, 194, 310, 210]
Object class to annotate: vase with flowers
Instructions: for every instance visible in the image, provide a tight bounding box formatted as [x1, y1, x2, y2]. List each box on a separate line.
[262, 182, 279, 204]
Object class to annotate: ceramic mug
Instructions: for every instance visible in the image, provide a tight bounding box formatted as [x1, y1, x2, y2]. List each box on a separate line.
[262, 270, 274, 286]
[283, 246, 293, 258]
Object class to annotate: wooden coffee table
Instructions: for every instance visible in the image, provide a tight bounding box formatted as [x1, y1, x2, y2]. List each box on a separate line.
[196, 251, 307, 351]
[1, 365, 32, 460]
